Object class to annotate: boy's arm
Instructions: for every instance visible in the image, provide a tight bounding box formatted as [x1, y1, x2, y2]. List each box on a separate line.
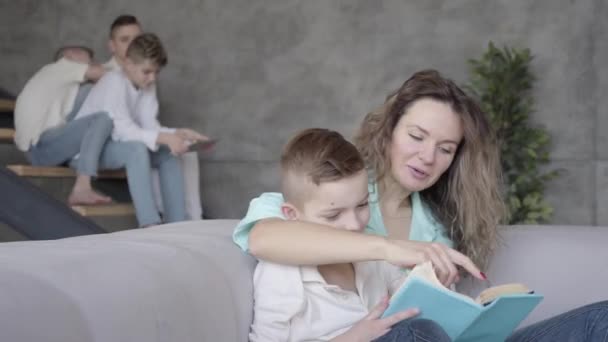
[136, 86, 174, 132]
[137, 87, 207, 145]
[249, 262, 304, 342]
[98, 74, 162, 151]
[50, 58, 90, 85]
[84, 64, 106, 82]
[233, 193, 285, 251]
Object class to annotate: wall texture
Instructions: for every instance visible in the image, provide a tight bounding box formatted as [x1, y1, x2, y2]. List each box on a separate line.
[1, 0, 606, 224]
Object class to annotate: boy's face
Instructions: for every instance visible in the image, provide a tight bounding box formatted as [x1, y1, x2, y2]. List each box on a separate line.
[124, 58, 160, 89]
[109, 24, 142, 63]
[283, 170, 370, 232]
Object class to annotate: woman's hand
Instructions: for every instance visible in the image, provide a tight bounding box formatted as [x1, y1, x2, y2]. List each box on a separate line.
[331, 296, 419, 342]
[383, 239, 484, 286]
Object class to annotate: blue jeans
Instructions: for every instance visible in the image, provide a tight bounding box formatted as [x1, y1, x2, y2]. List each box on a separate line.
[96, 141, 187, 227]
[507, 301, 608, 342]
[27, 112, 112, 176]
[374, 319, 451, 342]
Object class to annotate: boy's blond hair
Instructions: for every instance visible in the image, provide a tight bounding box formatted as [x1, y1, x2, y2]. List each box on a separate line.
[280, 128, 365, 206]
[126, 33, 168, 67]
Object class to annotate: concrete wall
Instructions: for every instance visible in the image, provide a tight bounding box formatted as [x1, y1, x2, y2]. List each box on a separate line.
[1, 0, 606, 224]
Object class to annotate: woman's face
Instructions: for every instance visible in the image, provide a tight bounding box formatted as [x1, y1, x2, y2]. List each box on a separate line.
[388, 98, 464, 192]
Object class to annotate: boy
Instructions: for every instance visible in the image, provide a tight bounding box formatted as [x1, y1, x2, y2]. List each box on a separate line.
[74, 33, 204, 227]
[104, 14, 206, 221]
[104, 14, 142, 71]
[248, 129, 449, 341]
[14, 46, 113, 205]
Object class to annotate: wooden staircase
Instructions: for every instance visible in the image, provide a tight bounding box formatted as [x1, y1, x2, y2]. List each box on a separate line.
[0, 128, 13, 143]
[0, 99, 137, 239]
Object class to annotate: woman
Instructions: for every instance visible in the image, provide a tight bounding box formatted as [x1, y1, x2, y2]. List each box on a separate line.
[233, 69, 608, 341]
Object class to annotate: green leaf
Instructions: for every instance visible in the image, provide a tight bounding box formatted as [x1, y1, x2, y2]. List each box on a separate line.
[465, 41, 558, 224]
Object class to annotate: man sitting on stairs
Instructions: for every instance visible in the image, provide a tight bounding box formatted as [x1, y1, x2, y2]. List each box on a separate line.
[14, 46, 114, 206]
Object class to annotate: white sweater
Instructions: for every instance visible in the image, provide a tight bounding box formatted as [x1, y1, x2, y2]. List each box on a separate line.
[14, 58, 88, 151]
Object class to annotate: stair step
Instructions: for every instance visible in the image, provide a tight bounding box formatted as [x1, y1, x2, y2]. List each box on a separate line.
[0, 99, 15, 112]
[0, 128, 14, 143]
[71, 203, 135, 217]
[7, 165, 126, 179]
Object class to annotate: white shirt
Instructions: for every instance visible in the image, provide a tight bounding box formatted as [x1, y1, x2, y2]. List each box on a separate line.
[14, 58, 88, 151]
[103, 56, 160, 96]
[249, 260, 405, 342]
[75, 70, 173, 151]
[103, 56, 121, 72]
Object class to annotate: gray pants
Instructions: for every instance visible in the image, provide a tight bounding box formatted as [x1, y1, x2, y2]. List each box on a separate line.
[28, 83, 187, 226]
[96, 141, 187, 227]
[26, 83, 108, 176]
[27, 111, 112, 176]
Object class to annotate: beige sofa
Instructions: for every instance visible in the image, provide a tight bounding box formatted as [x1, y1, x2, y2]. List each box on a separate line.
[0, 220, 606, 341]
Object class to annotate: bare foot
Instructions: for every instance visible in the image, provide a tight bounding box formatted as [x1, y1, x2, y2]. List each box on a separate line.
[68, 189, 113, 206]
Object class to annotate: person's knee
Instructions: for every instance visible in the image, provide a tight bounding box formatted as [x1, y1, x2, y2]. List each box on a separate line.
[587, 300, 608, 318]
[594, 300, 608, 308]
[123, 142, 150, 166]
[577, 301, 608, 313]
[408, 318, 444, 331]
[90, 112, 113, 134]
[181, 150, 198, 162]
[403, 319, 450, 341]
[156, 146, 181, 165]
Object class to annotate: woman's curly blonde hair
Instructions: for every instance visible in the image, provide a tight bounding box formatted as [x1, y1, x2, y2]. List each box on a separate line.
[354, 69, 506, 269]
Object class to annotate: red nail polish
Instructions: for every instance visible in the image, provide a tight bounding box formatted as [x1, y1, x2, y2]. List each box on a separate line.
[480, 272, 487, 280]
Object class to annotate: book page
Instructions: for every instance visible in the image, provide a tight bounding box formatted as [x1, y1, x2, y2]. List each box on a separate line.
[475, 283, 531, 305]
[392, 261, 477, 305]
[394, 262, 533, 305]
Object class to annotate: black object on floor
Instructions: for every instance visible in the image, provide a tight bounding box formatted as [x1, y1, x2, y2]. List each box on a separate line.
[0, 166, 106, 240]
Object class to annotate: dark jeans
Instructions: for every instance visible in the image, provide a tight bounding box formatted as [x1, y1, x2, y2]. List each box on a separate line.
[507, 301, 608, 342]
[374, 319, 451, 342]
[374, 301, 608, 342]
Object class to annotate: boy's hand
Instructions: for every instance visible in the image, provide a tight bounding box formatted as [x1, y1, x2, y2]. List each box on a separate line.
[175, 128, 208, 143]
[85, 64, 106, 82]
[331, 296, 419, 342]
[157, 132, 189, 156]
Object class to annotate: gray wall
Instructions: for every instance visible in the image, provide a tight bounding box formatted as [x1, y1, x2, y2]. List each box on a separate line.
[1, 0, 606, 224]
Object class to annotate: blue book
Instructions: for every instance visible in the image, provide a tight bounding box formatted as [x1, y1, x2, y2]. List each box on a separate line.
[382, 263, 543, 341]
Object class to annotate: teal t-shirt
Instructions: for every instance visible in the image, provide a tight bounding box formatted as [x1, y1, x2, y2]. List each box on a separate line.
[232, 182, 454, 251]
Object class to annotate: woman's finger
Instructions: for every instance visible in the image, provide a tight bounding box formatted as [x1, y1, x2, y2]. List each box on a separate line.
[432, 244, 458, 286]
[425, 246, 450, 285]
[446, 248, 483, 280]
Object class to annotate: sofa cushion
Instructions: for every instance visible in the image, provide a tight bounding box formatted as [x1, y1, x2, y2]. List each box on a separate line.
[0, 220, 256, 342]
[458, 225, 608, 327]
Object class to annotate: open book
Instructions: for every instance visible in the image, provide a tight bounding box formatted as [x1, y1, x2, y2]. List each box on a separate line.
[382, 262, 543, 341]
